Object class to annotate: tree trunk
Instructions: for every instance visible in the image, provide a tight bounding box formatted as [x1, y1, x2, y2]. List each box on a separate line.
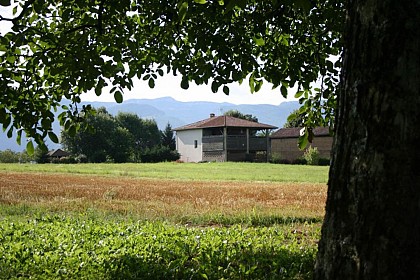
[314, 0, 420, 279]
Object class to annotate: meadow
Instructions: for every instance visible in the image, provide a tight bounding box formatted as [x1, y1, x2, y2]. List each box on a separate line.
[0, 162, 328, 183]
[0, 162, 329, 279]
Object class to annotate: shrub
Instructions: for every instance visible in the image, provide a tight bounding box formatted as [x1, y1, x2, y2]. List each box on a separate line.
[269, 153, 282, 164]
[76, 154, 88, 163]
[50, 158, 60, 164]
[303, 146, 320, 165]
[140, 145, 180, 163]
[59, 156, 77, 164]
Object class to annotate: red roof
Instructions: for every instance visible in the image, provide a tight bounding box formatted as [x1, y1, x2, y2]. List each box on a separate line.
[173, 115, 277, 131]
[270, 127, 331, 138]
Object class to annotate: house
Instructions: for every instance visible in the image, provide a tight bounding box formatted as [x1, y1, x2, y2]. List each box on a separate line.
[47, 149, 70, 159]
[270, 127, 333, 162]
[173, 114, 277, 162]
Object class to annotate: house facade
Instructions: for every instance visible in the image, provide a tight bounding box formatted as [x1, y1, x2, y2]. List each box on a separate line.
[270, 127, 333, 162]
[173, 114, 277, 162]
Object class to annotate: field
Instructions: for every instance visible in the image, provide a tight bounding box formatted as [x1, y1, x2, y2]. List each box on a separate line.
[0, 162, 328, 279]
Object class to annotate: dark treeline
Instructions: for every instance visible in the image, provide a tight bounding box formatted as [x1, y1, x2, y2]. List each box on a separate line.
[61, 107, 179, 163]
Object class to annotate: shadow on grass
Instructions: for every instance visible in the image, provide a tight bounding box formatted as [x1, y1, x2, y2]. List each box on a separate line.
[183, 214, 323, 227]
[104, 247, 315, 280]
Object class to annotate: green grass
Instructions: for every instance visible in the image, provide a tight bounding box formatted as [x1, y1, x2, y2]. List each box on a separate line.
[0, 162, 329, 183]
[0, 214, 319, 279]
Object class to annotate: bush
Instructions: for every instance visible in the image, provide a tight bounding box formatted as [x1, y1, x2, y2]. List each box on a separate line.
[303, 146, 320, 165]
[76, 154, 88, 163]
[269, 153, 282, 164]
[59, 156, 77, 164]
[50, 158, 60, 164]
[269, 153, 291, 164]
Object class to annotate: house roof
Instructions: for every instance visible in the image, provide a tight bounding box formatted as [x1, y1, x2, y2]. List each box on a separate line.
[47, 149, 70, 157]
[173, 115, 277, 131]
[270, 127, 331, 139]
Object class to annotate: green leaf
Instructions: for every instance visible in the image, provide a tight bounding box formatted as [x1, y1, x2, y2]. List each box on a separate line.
[6, 55, 16, 64]
[249, 74, 255, 93]
[48, 132, 59, 144]
[0, 109, 12, 132]
[255, 79, 263, 92]
[26, 140, 34, 155]
[68, 124, 77, 137]
[178, 1, 188, 22]
[6, 127, 12, 138]
[64, 120, 71, 131]
[180, 78, 189, 90]
[298, 129, 309, 150]
[114, 91, 123, 103]
[16, 130, 22, 145]
[148, 78, 155, 89]
[294, 91, 304, 98]
[95, 86, 102, 96]
[223, 85, 230, 95]
[253, 36, 265, 46]
[0, 0, 11, 6]
[280, 85, 288, 98]
[211, 81, 219, 93]
[194, 0, 207, 3]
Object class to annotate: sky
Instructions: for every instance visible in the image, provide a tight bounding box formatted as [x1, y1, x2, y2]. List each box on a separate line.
[82, 75, 298, 105]
[0, 4, 298, 106]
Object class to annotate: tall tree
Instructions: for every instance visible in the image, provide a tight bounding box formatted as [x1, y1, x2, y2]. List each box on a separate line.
[161, 122, 176, 151]
[314, 0, 420, 278]
[61, 107, 133, 162]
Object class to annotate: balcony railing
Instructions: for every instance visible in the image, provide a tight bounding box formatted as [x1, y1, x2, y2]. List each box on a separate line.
[202, 135, 224, 151]
[202, 135, 267, 151]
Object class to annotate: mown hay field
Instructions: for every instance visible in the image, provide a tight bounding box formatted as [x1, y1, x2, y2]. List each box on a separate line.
[0, 163, 328, 279]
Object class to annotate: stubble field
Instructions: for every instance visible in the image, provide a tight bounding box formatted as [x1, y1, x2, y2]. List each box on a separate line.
[0, 163, 328, 279]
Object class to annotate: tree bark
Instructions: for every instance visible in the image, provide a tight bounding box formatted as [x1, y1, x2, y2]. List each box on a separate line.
[314, 0, 420, 279]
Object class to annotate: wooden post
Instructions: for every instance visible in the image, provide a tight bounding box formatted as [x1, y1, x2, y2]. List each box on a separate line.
[266, 129, 270, 162]
[223, 127, 227, 161]
[246, 128, 250, 154]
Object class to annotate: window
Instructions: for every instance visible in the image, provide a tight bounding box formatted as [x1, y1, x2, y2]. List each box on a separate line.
[194, 140, 198, 148]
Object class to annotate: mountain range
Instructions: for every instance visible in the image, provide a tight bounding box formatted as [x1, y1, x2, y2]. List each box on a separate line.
[0, 97, 300, 151]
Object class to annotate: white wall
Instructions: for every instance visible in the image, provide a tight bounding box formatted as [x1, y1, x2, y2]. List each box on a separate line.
[175, 129, 203, 162]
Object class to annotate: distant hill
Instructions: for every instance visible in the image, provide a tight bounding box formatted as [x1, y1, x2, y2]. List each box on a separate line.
[0, 97, 300, 151]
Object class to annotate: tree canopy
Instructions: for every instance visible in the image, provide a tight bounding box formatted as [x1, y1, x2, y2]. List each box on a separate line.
[223, 109, 258, 122]
[61, 107, 179, 163]
[283, 109, 305, 128]
[0, 0, 343, 150]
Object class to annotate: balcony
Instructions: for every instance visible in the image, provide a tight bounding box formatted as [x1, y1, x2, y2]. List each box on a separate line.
[202, 135, 268, 152]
